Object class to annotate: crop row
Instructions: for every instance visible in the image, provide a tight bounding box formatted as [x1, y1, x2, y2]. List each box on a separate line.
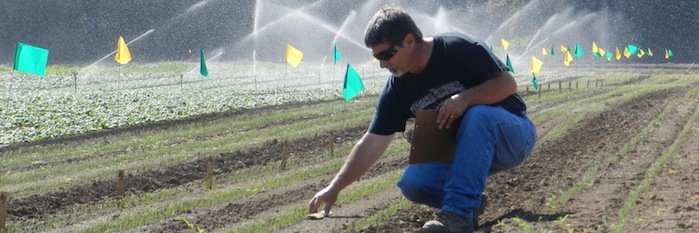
[2, 71, 692, 232]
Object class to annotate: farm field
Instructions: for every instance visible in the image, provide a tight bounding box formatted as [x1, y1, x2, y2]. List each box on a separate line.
[1, 64, 699, 233]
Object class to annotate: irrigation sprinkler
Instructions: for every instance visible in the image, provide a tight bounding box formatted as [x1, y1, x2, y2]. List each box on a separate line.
[180, 75, 184, 91]
[72, 72, 78, 93]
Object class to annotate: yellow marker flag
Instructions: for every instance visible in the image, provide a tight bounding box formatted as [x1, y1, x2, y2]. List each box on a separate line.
[501, 38, 510, 51]
[592, 42, 599, 54]
[560, 45, 568, 53]
[564, 51, 573, 67]
[530, 56, 543, 75]
[647, 48, 653, 56]
[623, 47, 631, 59]
[599, 48, 606, 57]
[541, 48, 548, 56]
[115, 36, 132, 65]
[286, 44, 304, 68]
[615, 47, 622, 60]
[637, 49, 645, 58]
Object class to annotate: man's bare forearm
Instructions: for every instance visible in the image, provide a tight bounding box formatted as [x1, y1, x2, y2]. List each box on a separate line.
[328, 132, 393, 191]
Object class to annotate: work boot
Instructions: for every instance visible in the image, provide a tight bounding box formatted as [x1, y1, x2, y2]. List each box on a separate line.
[422, 211, 475, 233]
[422, 194, 488, 233]
[473, 194, 488, 228]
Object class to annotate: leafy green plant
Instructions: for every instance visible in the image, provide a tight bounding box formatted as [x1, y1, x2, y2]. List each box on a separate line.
[513, 217, 528, 228]
[175, 217, 206, 233]
[546, 194, 558, 211]
[554, 214, 570, 226]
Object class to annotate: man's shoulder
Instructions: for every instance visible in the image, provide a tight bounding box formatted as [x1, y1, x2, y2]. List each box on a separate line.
[435, 32, 481, 44]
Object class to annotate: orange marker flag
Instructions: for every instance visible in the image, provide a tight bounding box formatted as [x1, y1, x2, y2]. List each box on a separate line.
[115, 36, 132, 65]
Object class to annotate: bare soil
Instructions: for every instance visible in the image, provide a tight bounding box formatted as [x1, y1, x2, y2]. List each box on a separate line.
[4, 81, 699, 233]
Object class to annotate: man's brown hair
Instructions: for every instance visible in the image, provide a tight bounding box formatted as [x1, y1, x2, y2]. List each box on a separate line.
[364, 7, 424, 48]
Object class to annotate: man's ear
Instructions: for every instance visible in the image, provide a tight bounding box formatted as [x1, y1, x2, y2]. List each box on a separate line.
[403, 34, 414, 48]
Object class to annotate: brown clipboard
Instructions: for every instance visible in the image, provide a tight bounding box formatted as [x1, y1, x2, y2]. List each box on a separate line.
[408, 110, 461, 164]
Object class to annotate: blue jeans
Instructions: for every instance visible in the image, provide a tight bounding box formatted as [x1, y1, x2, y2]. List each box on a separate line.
[397, 105, 536, 219]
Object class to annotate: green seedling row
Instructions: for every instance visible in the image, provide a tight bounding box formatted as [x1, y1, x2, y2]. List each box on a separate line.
[2, 107, 374, 197]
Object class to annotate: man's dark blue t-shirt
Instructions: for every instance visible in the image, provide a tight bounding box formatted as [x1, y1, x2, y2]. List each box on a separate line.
[368, 33, 527, 136]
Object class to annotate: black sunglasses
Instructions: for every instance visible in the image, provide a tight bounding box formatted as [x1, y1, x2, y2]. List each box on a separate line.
[372, 44, 397, 61]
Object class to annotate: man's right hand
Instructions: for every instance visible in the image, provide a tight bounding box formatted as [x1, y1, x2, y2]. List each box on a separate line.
[308, 185, 340, 215]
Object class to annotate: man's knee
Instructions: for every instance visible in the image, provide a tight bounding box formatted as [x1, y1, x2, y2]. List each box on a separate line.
[397, 163, 449, 206]
[398, 179, 444, 207]
[397, 172, 428, 202]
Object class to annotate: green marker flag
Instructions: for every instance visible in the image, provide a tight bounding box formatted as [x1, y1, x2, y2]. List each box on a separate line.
[532, 73, 539, 90]
[343, 64, 364, 101]
[627, 44, 638, 55]
[200, 49, 208, 78]
[550, 46, 555, 56]
[574, 44, 583, 58]
[334, 45, 342, 64]
[14, 43, 49, 77]
[505, 54, 514, 73]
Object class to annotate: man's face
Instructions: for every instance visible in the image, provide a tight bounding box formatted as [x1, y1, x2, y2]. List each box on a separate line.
[371, 41, 406, 77]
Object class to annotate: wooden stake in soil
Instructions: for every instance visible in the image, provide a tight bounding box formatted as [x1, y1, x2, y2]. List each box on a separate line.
[280, 139, 289, 171]
[206, 155, 215, 189]
[558, 81, 562, 92]
[0, 192, 9, 231]
[328, 132, 335, 157]
[116, 170, 125, 200]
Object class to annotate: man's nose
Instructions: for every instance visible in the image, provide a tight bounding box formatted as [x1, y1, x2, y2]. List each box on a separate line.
[379, 60, 388, 68]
